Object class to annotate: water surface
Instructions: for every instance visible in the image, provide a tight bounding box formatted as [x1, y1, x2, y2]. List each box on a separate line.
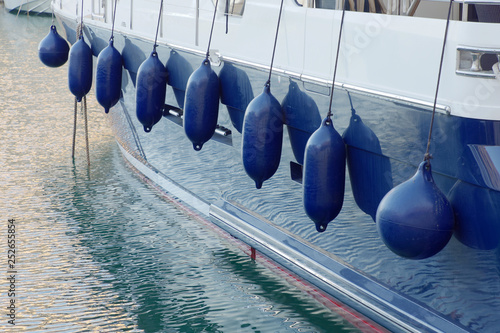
[0, 9, 360, 332]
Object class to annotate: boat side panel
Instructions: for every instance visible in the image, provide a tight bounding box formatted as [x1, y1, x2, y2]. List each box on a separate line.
[56, 9, 500, 333]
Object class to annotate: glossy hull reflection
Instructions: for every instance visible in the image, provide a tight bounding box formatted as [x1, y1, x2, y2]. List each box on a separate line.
[0, 11, 361, 333]
[54, 10, 500, 333]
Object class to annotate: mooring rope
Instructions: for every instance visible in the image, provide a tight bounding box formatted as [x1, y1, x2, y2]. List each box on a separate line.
[16, 1, 23, 18]
[83, 96, 90, 166]
[424, 0, 454, 163]
[153, 0, 164, 52]
[225, 0, 229, 34]
[206, 0, 220, 60]
[71, 0, 91, 167]
[72, 97, 78, 159]
[110, 0, 119, 41]
[79, 0, 84, 38]
[326, 0, 347, 119]
[347, 90, 355, 116]
[265, 0, 285, 88]
[71, 96, 91, 166]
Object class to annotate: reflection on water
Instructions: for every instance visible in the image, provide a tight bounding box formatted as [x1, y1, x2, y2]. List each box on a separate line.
[342, 93, 392, 221]
[0, 9, 359, 332]
[281, 80, 321, 165]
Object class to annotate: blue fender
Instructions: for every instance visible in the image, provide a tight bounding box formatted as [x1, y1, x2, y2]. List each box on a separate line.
[303, 117, 346, 232]
[68, 36, 93, 102]
[96, 39, 123, 113]
[38, 25, 69, 68]
[135, 51, 168, 133]
[242, 84, 283, 189]
[376, 161, 455, 259]
[183, 60, 220, 151]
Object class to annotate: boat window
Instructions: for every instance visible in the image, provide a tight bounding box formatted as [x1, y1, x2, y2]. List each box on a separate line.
[295, 0, 497, 20]
[315, 0, 337, 9]
[294, 0, 337, 8]
[213, 0, 245, 16]
[91, 0, 106, 21]
[467, 3, 500, 23]
[295, 0, 385, 13]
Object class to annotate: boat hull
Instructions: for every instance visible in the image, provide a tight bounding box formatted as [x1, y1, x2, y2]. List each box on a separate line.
[4, 0, 51, 15]
[55, 9, 500, 332]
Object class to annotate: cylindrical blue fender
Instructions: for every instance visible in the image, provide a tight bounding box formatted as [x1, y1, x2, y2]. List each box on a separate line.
[241, 84, 283, 189]
[135, 51, 168, 133]
[38, 25, 69, 68]
[96, 39, 123, 113]
[376, 161, 455, 259]
[183, 60, 220, 151]
[68, 36, 93, 102]
[303, 117, 346, 232]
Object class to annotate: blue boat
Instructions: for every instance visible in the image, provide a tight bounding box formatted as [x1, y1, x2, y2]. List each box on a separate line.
[50, 0, 500, 331]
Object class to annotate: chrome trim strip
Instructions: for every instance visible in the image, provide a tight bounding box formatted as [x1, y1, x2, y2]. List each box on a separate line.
[300, 74, 331, 86]
[219, 56, 451, 114]
[209, 207, 413, 332]
[456, 46, 500, 79]
[456, 70, 497, 78]
[209, 202, 462, 333]
[91, 13, 105, 20]
[461, 0, 500, 4]
[340, 83, 452, 114]
[219, 54, 269, 71]
[69, 11, 453, 116]
[457, 46, 500, 54]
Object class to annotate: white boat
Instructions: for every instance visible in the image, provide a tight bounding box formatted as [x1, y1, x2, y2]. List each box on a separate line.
[50, 0, 500, 331]
[4, 0, 51, 15]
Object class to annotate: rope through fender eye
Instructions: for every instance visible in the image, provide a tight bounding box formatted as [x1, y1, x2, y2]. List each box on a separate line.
[265, 0, 285, 88]
[153, 0, 164, 52]
[424, 0, 454, 163]
[326, 0, 347, 119]
[206, 0, 220, 60]
[110, 0, 118, 41]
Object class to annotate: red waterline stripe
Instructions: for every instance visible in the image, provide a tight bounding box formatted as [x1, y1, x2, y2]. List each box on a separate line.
[123, 156, 389, 333]
[253, 250, 389, 333]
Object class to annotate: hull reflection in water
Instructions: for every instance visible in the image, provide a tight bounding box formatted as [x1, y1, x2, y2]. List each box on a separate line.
[50, 0, 500, 332]
[0, 10, 361, 332]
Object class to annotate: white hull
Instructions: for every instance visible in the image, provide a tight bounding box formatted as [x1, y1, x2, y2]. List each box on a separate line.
[4, 0, 51, 14]
[51, 0, 500, 331]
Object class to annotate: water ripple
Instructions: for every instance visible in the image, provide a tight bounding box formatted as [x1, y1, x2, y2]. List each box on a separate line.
[0, 10, 359, 333]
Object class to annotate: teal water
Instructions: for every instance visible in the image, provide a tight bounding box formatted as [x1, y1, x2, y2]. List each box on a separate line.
[0, 9, 361, 332]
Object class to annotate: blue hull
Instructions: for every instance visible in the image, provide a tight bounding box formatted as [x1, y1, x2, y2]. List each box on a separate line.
[60, 19, 500, 333]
